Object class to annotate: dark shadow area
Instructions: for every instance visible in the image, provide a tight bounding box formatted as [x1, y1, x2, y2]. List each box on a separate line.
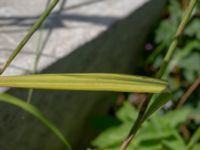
[0, 13, 119, 28]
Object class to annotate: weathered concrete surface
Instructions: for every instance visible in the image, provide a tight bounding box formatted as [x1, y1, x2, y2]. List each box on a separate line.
[0, 0, 166, 150]
[0, 0, 150, 76]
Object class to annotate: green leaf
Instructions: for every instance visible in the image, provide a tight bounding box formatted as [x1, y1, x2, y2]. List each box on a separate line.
[155, 20, 176, 45]
[162, 139, 186, 150]
[0, 73, 167, 93]
[179, 52, 200, 82]
[116, 102, 138, 122]
[0, 93, 71, 150]
[160, 130, 187, 150]
[143, 92, 172, 119]
[169, 40, 200, 72]
[137, 124, 175, 142]
[92, 122, 132, 148]
[187, 126, 200, 150]
[185, 19, 200, 40]
[91, 101, 190, 150]
[192, 144, 200, 150]
[155, 0, 182, 45]
[160, 107, 191, 128]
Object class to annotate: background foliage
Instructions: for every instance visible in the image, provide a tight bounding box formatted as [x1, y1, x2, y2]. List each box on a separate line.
[89, 1, 200, 149]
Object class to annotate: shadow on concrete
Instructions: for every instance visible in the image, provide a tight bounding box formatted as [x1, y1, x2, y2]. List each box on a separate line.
[0, 0, 115, 70]
[0, 48, 56, 58]
[0, 0, 116, 29]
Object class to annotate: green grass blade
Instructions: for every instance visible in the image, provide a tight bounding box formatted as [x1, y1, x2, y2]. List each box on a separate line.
[0, 93, 71, 150]
[0, 0, 59, 74]
[156, 0, 197, 79]
[187, 126, 200, 150]
[143, 91, 172, 119]
[0, 73, 167, 93]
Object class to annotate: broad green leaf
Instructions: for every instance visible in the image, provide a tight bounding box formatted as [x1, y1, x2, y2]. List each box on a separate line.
[0, 73, 167, 93]
[162, 140, 186, 150]
[137, 123, 175, 142]
[155, 0, 181, 45]
[0, 93, 71, 150]
[192, 144, 200, 150]
[143, 92, 172, 119]
[161, 130, 187, 150]
[161, 107, 191, 128]
[91, 100, 191, 150]
[169, 40, 200, 74]
[187, 126, 200, 150]
[116, 102, 138, 122]
[180, 52, 200, 82]
[92, 122, 132, 148]
[185, 19, 200, 40]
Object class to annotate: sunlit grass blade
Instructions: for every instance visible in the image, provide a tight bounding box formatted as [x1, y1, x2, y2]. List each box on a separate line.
[0, 93, 71, 150]
[0, 73, 167, 93]
[0, 0, 59, 74]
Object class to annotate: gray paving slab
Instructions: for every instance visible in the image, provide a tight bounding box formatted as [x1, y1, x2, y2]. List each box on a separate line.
[0, 0, 149, 76]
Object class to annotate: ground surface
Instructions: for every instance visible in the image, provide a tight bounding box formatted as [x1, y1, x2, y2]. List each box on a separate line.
[0, 0, 149, 75]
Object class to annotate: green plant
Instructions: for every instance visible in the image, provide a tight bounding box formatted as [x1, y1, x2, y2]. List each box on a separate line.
[0, 0, 171, 149]
[0, 93, 71, 150]
[90, 0, 200, 150]
[91, 102, 194, 150]
[119, 1, 197, 149]
[0, 0, 199, 149]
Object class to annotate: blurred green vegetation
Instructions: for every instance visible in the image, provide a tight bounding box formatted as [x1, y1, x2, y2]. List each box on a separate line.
[89, 0, 200, 149]
[146, 0, 200, 108]
[91, 102, 196, 150]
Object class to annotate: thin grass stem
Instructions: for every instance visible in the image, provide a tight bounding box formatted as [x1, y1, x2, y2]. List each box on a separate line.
[156, 0, 197, 79]
[0, 0, 59, 75]
[176, 76, 200, 109]
[120, 0, 197, 149]
[27, 14, 45, 104]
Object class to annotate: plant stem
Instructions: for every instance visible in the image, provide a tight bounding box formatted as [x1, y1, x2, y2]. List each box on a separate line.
[0, 93, 72, 150]
[0, 0, 59, 75]
[27, 1, 48, 104]
[27, 30, 44, 103]
[176, 76, 200, 109]
[120, 95, 153, 150]
[156, 0, 197, 79]
[120, 0, 197, 149]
